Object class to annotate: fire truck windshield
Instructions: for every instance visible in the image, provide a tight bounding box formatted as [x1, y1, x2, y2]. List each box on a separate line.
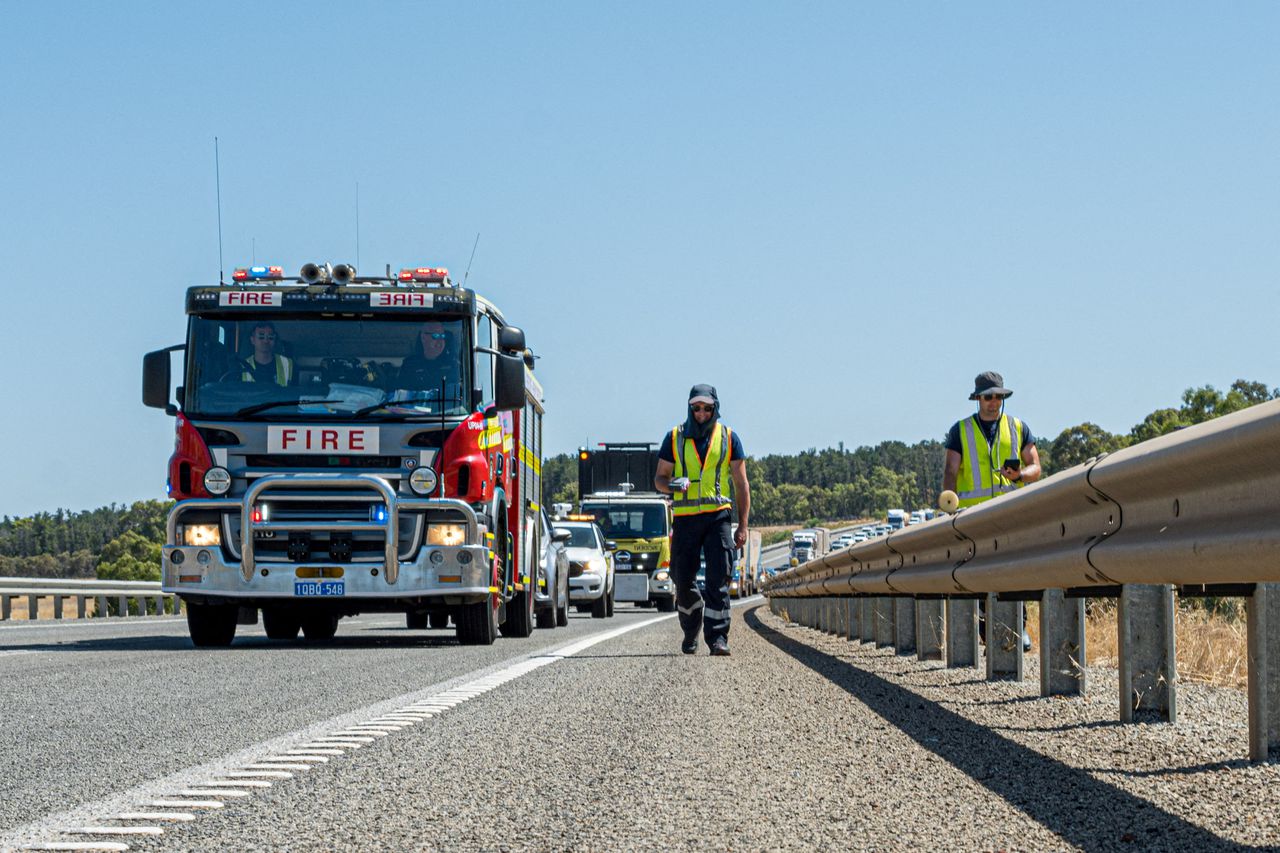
[184, 316, 472, 419]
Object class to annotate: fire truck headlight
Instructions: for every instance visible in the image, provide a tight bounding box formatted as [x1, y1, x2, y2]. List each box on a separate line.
[426, 523, 466, 547]
[203, 467, 231, 495]
[409, 467, 438, 496]
[183, 524, 221, 547]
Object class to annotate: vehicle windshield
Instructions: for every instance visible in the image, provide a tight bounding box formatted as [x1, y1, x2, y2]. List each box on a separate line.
[580, 503, 668, 539]
[183, 316, 471, 419]
[563, 525, 599, 549]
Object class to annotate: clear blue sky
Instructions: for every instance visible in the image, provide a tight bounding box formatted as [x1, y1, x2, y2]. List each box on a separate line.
[2, 2, 1276, 518]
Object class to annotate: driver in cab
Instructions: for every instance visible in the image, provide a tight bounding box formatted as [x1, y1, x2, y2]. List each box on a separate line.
[240, 321, 294, 386]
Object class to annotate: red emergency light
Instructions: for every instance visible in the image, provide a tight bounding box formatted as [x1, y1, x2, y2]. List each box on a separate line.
[398, 267, 450, 283]
[232, 265, 285, 281]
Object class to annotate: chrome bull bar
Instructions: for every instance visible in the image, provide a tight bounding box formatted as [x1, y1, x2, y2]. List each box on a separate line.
[167, 474, 479, 587]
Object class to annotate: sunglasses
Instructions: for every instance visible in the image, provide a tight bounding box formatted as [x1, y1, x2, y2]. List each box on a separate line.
[979, 394, 1006, 402]
[423, 332, 448, 340]
[691, 404, 715, 413]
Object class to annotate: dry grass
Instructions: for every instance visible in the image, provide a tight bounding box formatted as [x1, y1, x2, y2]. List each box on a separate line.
[3, 594, 102, 621]
[1079, 600, 1248, 690]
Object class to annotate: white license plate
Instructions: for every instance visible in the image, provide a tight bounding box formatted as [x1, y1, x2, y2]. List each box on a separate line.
[295, 580, 344, 597]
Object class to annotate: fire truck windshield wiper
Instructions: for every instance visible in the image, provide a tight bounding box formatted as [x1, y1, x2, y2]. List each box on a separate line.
[350, 397, 439, 418]
[233, 399, 342, 417]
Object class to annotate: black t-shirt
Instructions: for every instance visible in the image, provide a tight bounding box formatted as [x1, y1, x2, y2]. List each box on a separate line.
[945, 415, 1035, 456]
[658, 423, 746, 464]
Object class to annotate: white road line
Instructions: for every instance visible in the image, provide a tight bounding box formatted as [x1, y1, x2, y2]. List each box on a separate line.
[0, 618, 187, 632]
[3, 613, 679, 850]
[115, 813, 195, 822]
[175, 789, 252, 798]
[66, 827, 162, 836]
[22, 843, 130, 851]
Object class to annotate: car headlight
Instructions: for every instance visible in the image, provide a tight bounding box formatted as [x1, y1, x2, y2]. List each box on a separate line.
[203, 467, 231, 495]
[586, 557, 606, 573]
[426, 523, 466, 546]
[183, 524, 221, 547]
[409, 467, 439, 496]
[654, 570, 670, 582]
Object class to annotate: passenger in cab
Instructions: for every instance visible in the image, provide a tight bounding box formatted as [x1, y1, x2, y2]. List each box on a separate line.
[240, 321, 294, 385]
[399, 321, 460, 393]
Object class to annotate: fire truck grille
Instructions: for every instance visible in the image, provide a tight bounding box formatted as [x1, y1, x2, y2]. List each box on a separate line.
[245, 454, 400, 469]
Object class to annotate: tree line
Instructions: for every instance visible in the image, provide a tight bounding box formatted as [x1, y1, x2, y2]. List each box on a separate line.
[546, 379, 1278, 525]
[2, 379, 1272, 577]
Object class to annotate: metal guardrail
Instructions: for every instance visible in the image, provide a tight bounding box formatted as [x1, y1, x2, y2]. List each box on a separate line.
[762, 399, 1280, 762]
[0, 578, 179, 622]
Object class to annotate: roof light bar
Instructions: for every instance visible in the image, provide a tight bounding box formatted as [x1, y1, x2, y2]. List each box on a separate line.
[232, 265, 285, 281]
[398, 267, 450, 283]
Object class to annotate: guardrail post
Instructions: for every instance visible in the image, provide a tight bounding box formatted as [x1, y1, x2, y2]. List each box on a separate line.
[916, 600, 944, 661]
[845, 599, 857, 641]
[53, 595, 63, 619]
[874, 599, 894, 648]
[1248, 583, 1279, 762]
[1040, 589, 1086, 696]
[117, 595, 130, 618]
[946, 599, 979, 668]
[76, 595, 87, 619]
[985, 594, 1023, 682]
[894, 597, 916, 655]
[1, 594, 10, 620]
[1118, 584, 1176, 723]
[95, 595, 107, 618]
[860, 599, 874, 643]
[28, 595, 39, 621]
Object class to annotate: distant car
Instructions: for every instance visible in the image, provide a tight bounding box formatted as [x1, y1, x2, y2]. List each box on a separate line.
[536, 509, 570, 629]
[560, 521, 615, 619]
[852, 532, 869, 543]
[830, 540, 847, 550]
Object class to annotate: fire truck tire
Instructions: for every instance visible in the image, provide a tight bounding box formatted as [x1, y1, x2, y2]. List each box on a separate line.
[535, 606, 556, 630]
[301, 613, 339, 642]
[590, 592, 608, 619]
[457, 600, 497, 645]
[656, 596, 676, 613]
[406, 612, 430, 630]
[429, 612, 450, 629]
[187, 603, 237, 648]
[500, 590, 534, 638]
[263, 607, 301, 640]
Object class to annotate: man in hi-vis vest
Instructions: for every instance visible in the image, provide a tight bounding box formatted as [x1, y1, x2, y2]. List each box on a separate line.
[240, 321, 294, 386]
[942, 371, 1041, 650]
[655, 385, 750, 656]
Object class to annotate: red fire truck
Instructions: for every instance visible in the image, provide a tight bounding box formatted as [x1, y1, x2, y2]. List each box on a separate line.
[142, 262, 561, 647]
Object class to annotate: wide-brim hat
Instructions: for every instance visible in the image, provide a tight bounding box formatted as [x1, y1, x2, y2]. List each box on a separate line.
[969, 371, 1013, 400]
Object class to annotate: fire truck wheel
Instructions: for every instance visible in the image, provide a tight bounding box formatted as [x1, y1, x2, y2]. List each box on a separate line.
[263, 607, 301, 640]
[301, 613, 339, 642]
[187, 602, 237, 648]
[500, 589, 534, 638]
[406, 612, 430, 630]
[429, 611, 450, 629]
[457, 600, 498, 645]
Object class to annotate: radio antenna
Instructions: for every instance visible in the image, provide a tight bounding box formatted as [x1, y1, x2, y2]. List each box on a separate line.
[463, 232, 480, 285]
[355, 182, 361, 270]
[215, 137, 225, 284]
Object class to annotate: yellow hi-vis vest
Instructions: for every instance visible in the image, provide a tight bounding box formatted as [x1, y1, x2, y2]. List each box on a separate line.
[956, 414, 1025, 509]
[241, 355, 293, 385]
[671, 423, 734, 517]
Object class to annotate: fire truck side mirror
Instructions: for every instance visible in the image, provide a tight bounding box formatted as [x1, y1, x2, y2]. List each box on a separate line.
[142, 349, 173, 412]
[493, 352, 525, 411]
